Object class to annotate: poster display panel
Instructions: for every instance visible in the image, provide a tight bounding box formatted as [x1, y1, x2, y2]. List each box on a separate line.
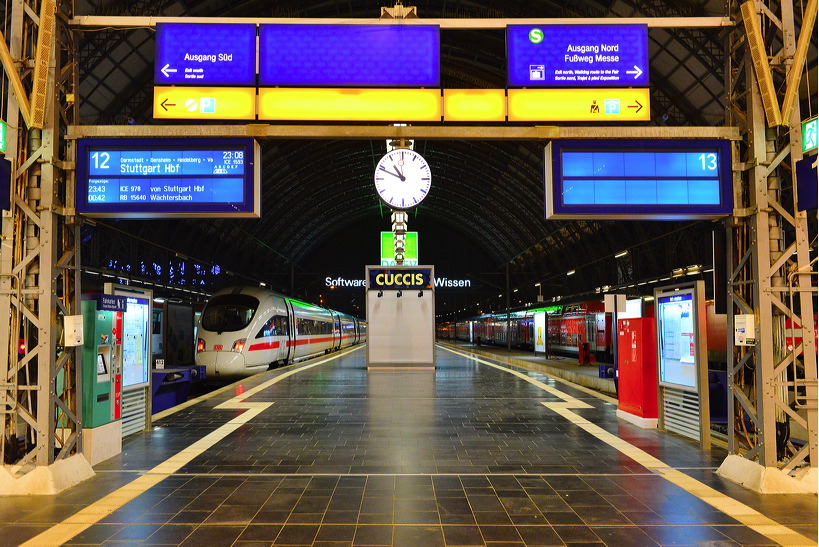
[656, 288, 698, 390]
[120, 295, 151, 389]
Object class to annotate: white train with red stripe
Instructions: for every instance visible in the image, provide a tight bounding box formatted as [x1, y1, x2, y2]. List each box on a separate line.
[195, 286, 366, 379]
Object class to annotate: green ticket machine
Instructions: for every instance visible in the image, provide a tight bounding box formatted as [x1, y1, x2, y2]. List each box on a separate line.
[81, 294, 126, 465]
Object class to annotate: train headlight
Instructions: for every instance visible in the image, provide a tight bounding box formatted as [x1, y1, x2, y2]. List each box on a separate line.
[196, 338, 205, 352]
[232, 338, 246, 352]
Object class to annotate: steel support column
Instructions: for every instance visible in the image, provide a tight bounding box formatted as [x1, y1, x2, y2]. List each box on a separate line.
[726, 0, 817, 475]
[1, 0, 81, 470]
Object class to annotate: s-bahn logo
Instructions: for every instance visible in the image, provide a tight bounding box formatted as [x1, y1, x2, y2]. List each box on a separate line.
[369, 268, 432, 290]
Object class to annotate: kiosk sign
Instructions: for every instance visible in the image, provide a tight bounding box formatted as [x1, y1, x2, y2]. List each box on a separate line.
[155, 23, 257, 86]
[369, 268, 433, 290]
[507, 24, 649, 87]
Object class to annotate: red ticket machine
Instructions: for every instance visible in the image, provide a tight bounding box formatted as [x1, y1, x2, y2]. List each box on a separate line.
[617, 317, 658, 428]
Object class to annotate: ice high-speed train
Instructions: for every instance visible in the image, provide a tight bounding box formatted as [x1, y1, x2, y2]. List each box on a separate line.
[195, 286, 366, 378]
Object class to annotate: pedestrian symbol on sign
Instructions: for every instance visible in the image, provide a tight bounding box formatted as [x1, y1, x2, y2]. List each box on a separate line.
[802, 118, 818, 153]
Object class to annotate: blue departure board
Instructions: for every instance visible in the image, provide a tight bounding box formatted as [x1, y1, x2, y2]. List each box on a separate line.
[507, 25, 649, 87]
[259, 24, 440, 87]
[546, 140, 732, 219]
[155, 23, 257, 86]
[77, 138, 260, 218]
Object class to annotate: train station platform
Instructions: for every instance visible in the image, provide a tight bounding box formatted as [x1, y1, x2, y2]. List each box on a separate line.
[2, 344, 816, 547]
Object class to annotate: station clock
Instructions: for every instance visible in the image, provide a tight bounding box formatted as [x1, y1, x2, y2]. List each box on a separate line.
[374, 149, 431, 210]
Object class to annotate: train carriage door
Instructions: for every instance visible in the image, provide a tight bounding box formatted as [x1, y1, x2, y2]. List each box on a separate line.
[333, 312, 342, 350]
[284, 300, 295, 364]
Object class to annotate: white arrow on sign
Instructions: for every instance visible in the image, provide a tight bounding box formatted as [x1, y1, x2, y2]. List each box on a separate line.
[161, 64, 178, 78]
[626, 65, 643, 79]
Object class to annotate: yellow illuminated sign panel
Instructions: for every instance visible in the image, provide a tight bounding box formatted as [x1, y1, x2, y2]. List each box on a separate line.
[508, 88, 650, 122]
[153, 87, 256, 120]
[259, 88, 442, 122]
[443, 89, 506, 122]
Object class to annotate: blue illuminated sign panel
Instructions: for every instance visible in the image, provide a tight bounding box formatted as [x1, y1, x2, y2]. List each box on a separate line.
[259, 24, 440, 87]
[155, 23, 257, 86]
[77, 138, 260, 218]
[546, 140, 732, 219]
[507, 25, 649, 87]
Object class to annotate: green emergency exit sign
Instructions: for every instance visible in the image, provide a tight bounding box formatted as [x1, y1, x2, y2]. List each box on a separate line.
[803, 117, 818, 153]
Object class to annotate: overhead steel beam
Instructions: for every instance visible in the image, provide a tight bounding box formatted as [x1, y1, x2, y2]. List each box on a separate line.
[69, 16, 733, 29]
[67, 125, 741, 141]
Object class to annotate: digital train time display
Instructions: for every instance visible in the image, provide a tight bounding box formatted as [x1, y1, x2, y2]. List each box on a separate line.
[77, 138, 260, 218]
[545, 139, 733, 220]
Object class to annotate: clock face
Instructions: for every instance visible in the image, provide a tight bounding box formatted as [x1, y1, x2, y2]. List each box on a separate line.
[374, 149, 431, 210]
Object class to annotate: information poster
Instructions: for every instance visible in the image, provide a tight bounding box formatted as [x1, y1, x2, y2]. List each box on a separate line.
[121, 296, 150, 388]
[657, 291, 696, 389]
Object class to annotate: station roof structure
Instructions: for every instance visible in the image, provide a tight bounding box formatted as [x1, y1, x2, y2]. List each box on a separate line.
[71, 0, 816, 316]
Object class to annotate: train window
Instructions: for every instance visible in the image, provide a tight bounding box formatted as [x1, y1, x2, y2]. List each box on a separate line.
[256, 314, 289, 338]
[297, 318, 332, 335]
[152, 309, 162, 335]
[201, 294, 258, 332]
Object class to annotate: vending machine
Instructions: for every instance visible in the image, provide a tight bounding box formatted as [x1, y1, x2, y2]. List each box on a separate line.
[81, 294, 126, 465]
[616, 317, 658, 428]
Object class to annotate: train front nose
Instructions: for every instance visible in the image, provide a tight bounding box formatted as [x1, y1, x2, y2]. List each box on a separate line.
[196, 351, 246, 379]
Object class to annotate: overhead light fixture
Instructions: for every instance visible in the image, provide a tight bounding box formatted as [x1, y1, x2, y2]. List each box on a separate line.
[615, 250, 629, 258]
[685, 264, 702, 275]
[671, 268, 685, 278]
[534, 282, 541, 287]
[566, 270, 575, 276]
[644, 295, 655, 301]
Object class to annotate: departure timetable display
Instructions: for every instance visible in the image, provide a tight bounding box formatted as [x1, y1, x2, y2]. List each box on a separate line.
[77, 138, 260, 218]
[545, 139, 732, 220]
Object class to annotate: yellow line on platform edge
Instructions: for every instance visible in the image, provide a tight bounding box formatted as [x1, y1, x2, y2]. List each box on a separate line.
[21, 347, 361, 547]
[442, 347, 813, 547]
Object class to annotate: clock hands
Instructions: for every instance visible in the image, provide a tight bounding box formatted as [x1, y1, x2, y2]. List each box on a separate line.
[392, 165, 406, 182]
[379, 165, 406, 182]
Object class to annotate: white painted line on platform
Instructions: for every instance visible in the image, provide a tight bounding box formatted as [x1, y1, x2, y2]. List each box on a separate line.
[443, 346, 812, 547]
[21, 347, 361, 547]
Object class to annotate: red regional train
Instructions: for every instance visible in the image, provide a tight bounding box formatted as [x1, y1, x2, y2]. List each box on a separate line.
[196, 286, 366, 379]
[438, 302, 613, 362]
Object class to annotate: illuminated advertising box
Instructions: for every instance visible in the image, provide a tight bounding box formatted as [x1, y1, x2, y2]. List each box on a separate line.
[259, 24, 440, 87]
[381, 231, 418, 266]
[507, 24, 649, 87]
[76, 138, 260, 218]
[545, 140, 732, 220]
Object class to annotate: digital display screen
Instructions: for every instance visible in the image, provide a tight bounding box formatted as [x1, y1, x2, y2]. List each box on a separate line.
[259, 24, 440, 87]
[507, 24, 649, 87]
[656, 291, 697, 390]
[546, 140, 732, 219]
[155, 23, 257, 86]
[77, 138, 260, 218]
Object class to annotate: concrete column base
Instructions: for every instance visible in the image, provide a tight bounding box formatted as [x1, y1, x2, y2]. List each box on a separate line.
[616, 409, 658, 429]
[0, 454, 95, 496]
[716, 454, 818, 494]
[82, 420, 122, 466]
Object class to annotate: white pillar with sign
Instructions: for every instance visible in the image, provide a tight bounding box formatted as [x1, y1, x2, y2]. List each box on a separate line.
[366, 265, 435, 369]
